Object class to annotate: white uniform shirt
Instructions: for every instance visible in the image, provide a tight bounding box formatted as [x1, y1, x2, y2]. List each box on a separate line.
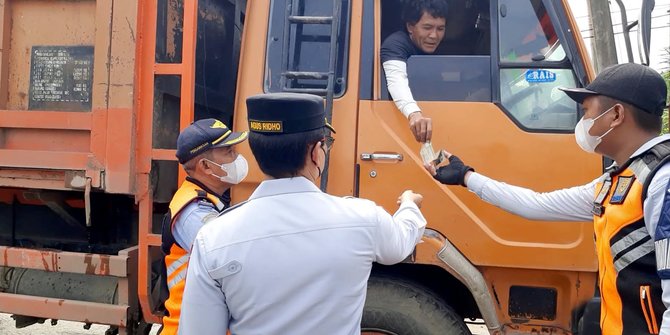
[466, 134, 670, 334]
[179, 177, 426, 335]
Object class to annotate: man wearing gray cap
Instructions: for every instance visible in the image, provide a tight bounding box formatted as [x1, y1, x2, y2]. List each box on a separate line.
[179, 93, 427, 334]
[425, 63, 670, 334]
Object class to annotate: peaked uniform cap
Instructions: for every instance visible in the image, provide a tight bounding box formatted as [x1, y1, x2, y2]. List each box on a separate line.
[246, 93, 336, 134]
[176, 118, 248, 164]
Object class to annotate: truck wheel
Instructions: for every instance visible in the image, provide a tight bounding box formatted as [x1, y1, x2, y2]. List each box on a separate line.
[361, 276, 471, 335]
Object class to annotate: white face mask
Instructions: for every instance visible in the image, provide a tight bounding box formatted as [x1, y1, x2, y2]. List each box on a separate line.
[574, 106, 615, 154]
[206, 155, 249, 185]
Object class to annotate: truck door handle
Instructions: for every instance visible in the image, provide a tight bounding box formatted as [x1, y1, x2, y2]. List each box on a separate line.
[360, 153, 403, 162]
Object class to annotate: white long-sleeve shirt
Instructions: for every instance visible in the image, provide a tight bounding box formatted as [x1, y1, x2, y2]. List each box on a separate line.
[466, 134, 670, 334]
[178, 177, 426, 335]
[380, 31, 423, 119]
[383, 60, 421, 118]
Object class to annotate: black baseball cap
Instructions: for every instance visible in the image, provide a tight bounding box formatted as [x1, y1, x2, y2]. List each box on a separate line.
[560, 63, 667, 115]
[246, 93, 336, 134]
[175, 118, 248, 164]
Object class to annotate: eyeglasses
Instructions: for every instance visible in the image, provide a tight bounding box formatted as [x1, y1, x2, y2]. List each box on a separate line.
[321, 136, 335, 151]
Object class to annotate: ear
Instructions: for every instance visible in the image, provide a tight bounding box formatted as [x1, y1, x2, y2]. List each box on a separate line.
[610, 104, 625, 128]
[406, 22, 414, 34]
[198, 158, 213, 175]
[310, 141, 322, 164]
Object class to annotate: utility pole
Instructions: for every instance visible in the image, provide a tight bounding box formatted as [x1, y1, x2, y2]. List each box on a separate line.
[587, 0, 618, 73]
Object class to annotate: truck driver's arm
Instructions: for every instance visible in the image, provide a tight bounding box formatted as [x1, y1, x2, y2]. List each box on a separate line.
[382, 60, 432, 143]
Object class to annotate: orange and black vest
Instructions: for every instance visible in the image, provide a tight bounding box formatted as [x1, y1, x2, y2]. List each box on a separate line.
[594, 141, 670, 335]
[160, 178, 224, 335]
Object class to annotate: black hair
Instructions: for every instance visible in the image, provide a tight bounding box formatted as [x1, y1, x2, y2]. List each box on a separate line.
[401, 0, 449, 25]
[600, 96, 662, 134]
[248, 128, 327, 179]
[629, 105, 663, 134]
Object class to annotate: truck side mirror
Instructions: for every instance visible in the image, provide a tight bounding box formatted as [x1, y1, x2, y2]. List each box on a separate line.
[638, 0, 655, 65]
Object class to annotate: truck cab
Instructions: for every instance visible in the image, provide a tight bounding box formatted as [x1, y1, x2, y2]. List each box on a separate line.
[233, 0, 601, 333]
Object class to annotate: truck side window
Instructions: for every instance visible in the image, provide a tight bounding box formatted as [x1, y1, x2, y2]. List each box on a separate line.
[379, 0, 492, 102]
[264, 0, 351, 97]
[499, 0, 565, 62]
[500, 68, 578, 130]
[498, 0, 578, 131]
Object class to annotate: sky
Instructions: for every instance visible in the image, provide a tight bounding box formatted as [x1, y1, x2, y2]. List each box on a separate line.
[567, 0, 670, 73]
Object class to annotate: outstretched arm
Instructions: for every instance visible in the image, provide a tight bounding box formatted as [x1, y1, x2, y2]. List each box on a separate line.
[374, 190, 427, 265]
[467, 171, 597, 222]
[383, 60, 432, 143]
[425, 153, 597, 222]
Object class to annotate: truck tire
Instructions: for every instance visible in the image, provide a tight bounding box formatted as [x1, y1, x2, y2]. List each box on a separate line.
[362, 276, 471, 335]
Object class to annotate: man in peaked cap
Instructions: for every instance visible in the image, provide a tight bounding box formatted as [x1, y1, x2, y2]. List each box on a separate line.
[180, 93, 427, 334]
[159, 118, 248, 335]
[425, 63, 670, 334]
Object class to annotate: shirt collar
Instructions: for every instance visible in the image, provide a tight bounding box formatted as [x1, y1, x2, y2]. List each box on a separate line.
[249, 176, 321, 200]
[630, 134, 670, 158]
[185, 176, 228, 209]
[606, 134, 670, 172]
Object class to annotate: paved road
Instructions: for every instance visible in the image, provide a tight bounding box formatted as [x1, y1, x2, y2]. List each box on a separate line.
[0, 313, 487, 334]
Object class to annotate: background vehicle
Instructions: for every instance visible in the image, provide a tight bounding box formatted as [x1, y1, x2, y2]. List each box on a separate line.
[0, 0, 652, 334]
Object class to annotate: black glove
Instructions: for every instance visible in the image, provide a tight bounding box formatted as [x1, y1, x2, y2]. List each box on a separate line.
[433, 155, 474, 187]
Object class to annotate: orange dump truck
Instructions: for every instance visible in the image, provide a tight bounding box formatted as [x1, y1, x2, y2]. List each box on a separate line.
[0, 0, 647, 334]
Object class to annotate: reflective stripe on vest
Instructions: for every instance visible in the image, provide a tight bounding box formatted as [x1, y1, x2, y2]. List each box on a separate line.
[611, 226, 654, 272]
[656, 238, 670, 272]
[167, 253, 190, 290]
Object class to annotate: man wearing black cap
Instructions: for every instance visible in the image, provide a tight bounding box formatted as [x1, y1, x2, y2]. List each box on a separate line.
[159, 118, 248, 335]
[179, 93, 427, 334]
[425, 63, 670, 334]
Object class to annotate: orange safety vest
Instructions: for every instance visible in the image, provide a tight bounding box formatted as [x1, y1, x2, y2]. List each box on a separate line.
[593, 143, 670, 335]
[160, 179, 222, 335]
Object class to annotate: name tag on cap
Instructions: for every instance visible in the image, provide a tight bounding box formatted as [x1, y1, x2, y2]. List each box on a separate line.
[610, 176, 635, 204]
[249, 120, 283, 133]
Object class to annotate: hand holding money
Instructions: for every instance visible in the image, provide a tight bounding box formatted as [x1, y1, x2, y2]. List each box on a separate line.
[419, 142, 446, 166]
[422, 147, 474, 187]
